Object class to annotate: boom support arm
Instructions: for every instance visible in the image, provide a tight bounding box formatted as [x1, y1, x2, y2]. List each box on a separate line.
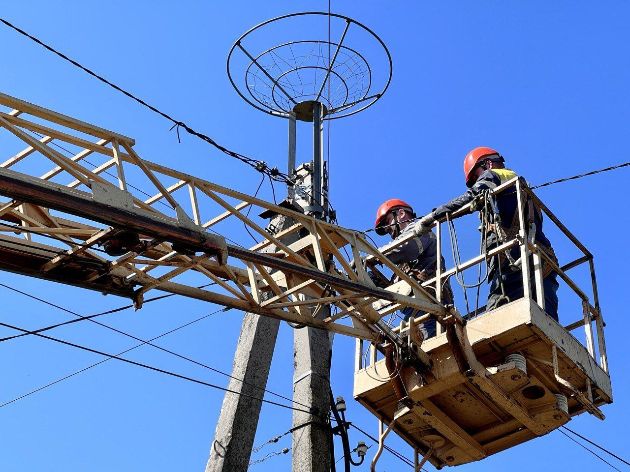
[0, 91, 447, 341]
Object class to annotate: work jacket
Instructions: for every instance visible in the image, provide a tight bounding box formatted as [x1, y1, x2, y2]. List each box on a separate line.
[385, 223, 439, 276]
[376, 224, 453, 304]
[432, 168, 554, 266]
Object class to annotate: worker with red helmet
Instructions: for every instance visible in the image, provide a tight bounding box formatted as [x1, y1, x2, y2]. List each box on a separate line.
[415, 147, 559, 319]
[373, 199, 453, 339]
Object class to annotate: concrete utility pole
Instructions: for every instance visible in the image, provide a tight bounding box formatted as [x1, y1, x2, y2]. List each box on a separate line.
[206, 313, 280, 471]
[292, 102, 332, 472]
[208, 103, 333, 471]
[207, 114, 305, 472]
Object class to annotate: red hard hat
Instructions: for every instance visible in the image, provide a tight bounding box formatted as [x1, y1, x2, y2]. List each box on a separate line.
[463, 146, 502, 187]
[374, 199, 413, 235]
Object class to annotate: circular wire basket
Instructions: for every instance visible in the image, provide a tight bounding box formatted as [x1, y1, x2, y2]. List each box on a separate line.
[227, 12, 392, 121]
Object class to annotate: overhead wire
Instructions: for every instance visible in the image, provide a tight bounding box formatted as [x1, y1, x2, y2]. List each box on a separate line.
[248, 447, 291, 467]
[244, 174, 266, 243]
[0, 16, 292, 185]
[558, 429, 622, 472]
[0, 318, 315, 414]
[252, 420, 319, 455]
[0, 281, 313, 410]
[561, 426, 630, 468]
[363, 160, 630, 235]
[267, 174, 278, 204]
[0, 306, 226, 408]
[0, 282, 174, 342]
[532, 160, 630, 189]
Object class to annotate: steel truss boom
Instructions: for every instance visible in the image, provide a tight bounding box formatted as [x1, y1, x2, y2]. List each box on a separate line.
[0, 92, 447, 341]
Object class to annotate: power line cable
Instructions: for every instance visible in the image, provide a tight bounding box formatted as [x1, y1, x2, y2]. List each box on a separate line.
[0, 16, 292, 185]
[252, 420, 320, 455]
[249, 447, 291, 467]
[532, 160, 630, 189]
[0, 283, 172, 342]
[0, 281, 220, 339]
[559, 429, 622, 472]
[0, 281, 312, 410]
[244, 174, 266, 243]
[0, 307, 225, 408]
[561, 426, 630, 468]
[0, 317, 314, 415]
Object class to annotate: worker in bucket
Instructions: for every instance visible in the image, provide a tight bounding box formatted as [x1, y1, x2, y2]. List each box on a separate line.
[414, 147, 559, 320]
[372, 199, 454, 339]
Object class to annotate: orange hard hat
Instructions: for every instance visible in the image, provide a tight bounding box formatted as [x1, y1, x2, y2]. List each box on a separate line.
[463, 146, 502, 187]
[374, 198, 413, 235]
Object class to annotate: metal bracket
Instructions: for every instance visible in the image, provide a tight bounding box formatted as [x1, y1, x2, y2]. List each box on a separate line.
[90, 181, 134, 210]
[176, 205, 197, 230]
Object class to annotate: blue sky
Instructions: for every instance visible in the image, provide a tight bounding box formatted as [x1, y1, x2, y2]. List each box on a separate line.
[0, 2, 628, 471]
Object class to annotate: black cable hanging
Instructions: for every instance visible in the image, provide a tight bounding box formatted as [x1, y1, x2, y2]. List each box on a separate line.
[533, 160, 630, 189]
[0, 281, 313, 410]
[561, 426, 630, 468]
[0, 307, 226, 409]
[0, 318, 316, 415]
[0, 17, 292, 185]
[559, 429, 622, 472]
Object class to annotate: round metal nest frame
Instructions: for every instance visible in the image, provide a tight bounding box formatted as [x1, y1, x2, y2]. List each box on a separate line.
[227, 11, 393, 121]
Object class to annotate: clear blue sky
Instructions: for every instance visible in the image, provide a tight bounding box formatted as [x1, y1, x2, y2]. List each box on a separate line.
[0, 2, 628, 471]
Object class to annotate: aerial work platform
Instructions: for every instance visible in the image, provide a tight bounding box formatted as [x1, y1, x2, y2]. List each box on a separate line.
[355, 171, 611, 468]
[355, 298, 611, 467]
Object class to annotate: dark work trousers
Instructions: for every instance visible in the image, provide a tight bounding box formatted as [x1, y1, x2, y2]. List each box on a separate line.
[486, 265, 559, 321]
[401, 306, 437, 339]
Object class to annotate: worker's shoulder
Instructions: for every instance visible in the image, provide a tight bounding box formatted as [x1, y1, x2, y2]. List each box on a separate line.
[490, 168, 519, 182]
[472, 168, 515, 190]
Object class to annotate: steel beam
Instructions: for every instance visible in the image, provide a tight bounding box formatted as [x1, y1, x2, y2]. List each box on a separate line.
[0, 167, 445, 316]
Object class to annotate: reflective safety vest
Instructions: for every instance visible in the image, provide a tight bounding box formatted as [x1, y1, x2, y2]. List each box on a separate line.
[491, 168, 518, 184]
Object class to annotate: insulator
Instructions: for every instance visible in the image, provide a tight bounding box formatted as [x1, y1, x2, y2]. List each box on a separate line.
[356, 441, 368, 457]
[506, 353, 527, 374]
[554, 394, 569, 414]
[335, 396, 346, 412]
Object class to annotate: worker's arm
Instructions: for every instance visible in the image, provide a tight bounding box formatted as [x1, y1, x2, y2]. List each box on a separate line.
[431, 170, 501, 220]
[380, 225, 435, 266]
[385, 234, 428, 265]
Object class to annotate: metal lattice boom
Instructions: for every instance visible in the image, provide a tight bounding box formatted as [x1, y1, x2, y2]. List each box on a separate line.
[0, 92, 444, 341]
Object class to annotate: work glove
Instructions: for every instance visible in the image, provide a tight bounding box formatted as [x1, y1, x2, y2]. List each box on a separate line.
[413, 213, 436, 235]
